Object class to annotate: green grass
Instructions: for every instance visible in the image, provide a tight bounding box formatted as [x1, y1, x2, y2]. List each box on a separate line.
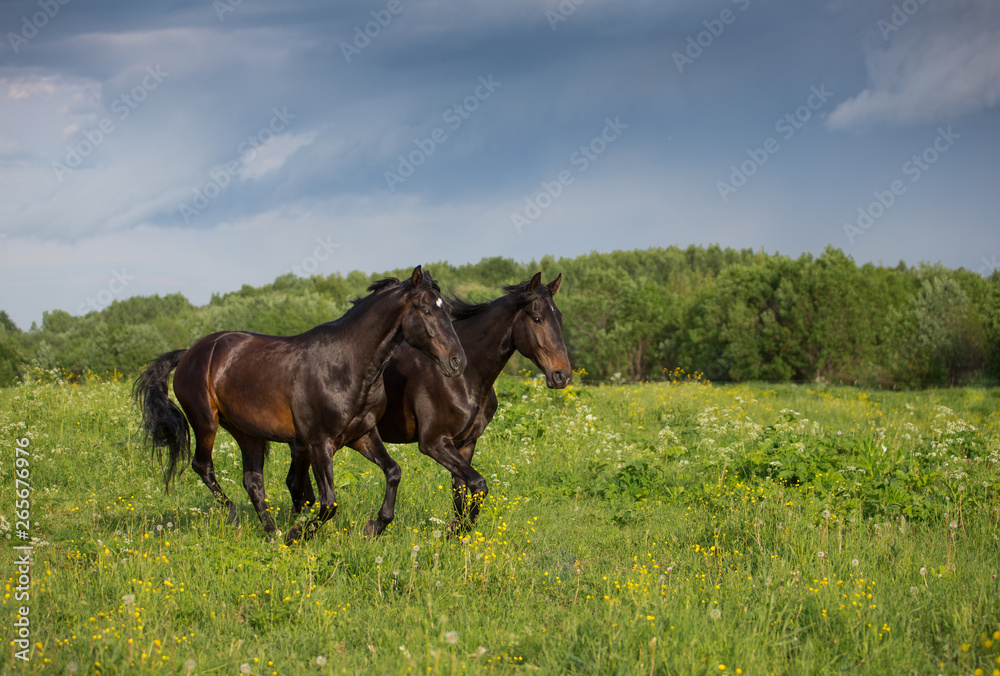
[2, 370, 999, 674]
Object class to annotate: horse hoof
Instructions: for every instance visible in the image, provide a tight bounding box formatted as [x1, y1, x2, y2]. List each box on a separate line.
[363, 520, 381, 538]
[447, 519, 469, 537]
[285, 526, 302, 545]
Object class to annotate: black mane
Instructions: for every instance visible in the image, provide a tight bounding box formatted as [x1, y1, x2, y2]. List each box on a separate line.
[501, 279, 544, 298]
[448, 296, 492, 320]
[449, 278, 546, 320]
[349, 273, 441, 307]
[366, 277, 402, 295]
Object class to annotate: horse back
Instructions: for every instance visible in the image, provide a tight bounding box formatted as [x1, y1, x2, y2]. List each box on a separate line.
[174, 331, 305, 442]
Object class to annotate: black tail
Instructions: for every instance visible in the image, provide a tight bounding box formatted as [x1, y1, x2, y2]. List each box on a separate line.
[133, 350, 191, 491]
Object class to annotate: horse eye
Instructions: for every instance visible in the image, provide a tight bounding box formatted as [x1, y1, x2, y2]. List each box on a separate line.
[532, 316, 542, 324]
[422, 308, 431, 316]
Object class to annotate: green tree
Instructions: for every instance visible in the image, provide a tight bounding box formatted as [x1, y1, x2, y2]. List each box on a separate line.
[0, 311, 25, 385]
[889, 275, 983, 386]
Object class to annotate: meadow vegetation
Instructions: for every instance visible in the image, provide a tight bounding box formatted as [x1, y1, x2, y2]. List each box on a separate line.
[2, 369, 999, 674]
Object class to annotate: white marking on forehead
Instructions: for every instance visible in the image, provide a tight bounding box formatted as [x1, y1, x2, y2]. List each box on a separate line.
[436, 298, 443, 308]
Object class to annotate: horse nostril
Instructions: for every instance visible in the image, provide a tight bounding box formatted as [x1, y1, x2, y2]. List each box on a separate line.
[552, 369, 569, 387]
[449, 354, 464, 373]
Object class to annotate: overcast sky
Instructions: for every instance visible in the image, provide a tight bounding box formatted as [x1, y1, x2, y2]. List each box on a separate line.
[1, 0, 998, 329]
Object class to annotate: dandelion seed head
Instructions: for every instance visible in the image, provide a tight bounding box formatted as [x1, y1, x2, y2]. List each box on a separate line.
[122, 594, 134, 605]
[315, 655, 327, 666]
[445, 630, 459, 645]
[851, 559, 859, 567]
[240, 664, 251, 674]
[709, 608, 722, 620]
[375, 556, 383, 565]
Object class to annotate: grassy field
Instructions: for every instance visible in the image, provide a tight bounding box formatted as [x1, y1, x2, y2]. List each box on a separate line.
[2, 370, 999, 675]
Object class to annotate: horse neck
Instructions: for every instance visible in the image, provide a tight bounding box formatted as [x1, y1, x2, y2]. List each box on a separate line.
[337, 291, 408, 393]
[454, 298, 520, 392]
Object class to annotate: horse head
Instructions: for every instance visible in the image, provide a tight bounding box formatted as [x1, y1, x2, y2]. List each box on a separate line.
[508, 272, 571, 389]
[398, 266, 466, 378]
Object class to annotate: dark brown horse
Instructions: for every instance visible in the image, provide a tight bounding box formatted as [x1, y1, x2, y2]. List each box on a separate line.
[134, 266, 465, 542]
[286, 272, 570, 531]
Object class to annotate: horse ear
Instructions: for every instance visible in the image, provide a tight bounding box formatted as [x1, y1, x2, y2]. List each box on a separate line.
[547, 274, 562, 296]
[409, 265, 423, 288]
[527, 272, 542, 292]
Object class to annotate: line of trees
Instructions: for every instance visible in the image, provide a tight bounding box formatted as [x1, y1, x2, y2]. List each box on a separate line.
[2, 245, 997, 387]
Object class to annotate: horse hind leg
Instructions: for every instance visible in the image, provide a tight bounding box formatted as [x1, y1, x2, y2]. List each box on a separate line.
[228, 427, 277, 534]
[287, 437, 339, 544]
[186, 403, 239, 525]
[286, 441, 316, 514]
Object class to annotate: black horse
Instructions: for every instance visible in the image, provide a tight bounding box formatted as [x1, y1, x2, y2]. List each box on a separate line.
[286, 272, 570, 531]
[134, 266, 465, 542]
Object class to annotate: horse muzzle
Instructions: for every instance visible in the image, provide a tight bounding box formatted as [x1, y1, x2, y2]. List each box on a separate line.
[441, 352, 466, 378]
[546, 368, 571, 389]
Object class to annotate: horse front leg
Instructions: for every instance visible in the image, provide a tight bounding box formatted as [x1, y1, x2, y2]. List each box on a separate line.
[349, 430, 401, 538]
[419, 437, 487, 534]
